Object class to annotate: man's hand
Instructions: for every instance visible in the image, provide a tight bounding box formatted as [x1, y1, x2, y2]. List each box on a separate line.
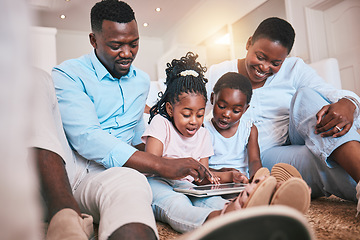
[124, 151, 214, 183]
[315, 98, 356, 138]
[156, 157, 214, 183]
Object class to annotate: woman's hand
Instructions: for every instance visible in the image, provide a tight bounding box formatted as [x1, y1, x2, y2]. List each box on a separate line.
[315, 98, 356, 137]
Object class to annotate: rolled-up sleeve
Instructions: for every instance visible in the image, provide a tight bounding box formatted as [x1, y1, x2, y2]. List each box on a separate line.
[293, 58, 360, 119]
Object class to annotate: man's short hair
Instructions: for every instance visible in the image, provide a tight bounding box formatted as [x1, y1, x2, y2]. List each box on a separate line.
[252, 17, 295, 54]
[91, 0, 135, 32]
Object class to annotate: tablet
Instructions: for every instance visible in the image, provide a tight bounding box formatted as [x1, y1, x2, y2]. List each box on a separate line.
[173, 183, 246, 197]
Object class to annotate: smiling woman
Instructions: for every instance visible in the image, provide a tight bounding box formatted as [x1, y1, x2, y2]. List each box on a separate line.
[206, 17, 360, 217]
[240, 37, 288, 89]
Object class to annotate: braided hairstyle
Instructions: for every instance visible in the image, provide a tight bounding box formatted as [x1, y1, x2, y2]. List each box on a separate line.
[149, 52, 208, 123]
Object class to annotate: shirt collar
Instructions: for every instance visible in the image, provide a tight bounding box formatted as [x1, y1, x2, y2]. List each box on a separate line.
[90, 50, 137, 82]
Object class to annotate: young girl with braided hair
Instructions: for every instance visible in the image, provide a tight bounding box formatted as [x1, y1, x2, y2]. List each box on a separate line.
[141, 52, 278, 233]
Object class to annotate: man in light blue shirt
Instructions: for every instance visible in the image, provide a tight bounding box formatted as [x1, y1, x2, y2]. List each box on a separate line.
[53, 50, 149, 168]
[52, 1, 212, 239]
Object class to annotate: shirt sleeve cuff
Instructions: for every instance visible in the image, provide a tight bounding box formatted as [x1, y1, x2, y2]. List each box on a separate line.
[342, 96, 360, 118]
[100, 142, 137, 168]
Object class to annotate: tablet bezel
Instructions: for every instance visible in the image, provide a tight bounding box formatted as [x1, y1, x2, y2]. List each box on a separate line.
[174, 182, 246, 197]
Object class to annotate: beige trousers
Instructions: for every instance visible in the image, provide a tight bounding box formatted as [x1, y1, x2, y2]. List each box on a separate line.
[74, 167, 158, 240]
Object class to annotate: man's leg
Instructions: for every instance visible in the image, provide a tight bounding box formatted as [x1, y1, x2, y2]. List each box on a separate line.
[36, 148, 93, 240]
[74, 167, 158, 240]
[109, 223, 156, 240]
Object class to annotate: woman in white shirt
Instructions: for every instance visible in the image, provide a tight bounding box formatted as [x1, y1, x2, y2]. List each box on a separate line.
[206, 17, 360, 214]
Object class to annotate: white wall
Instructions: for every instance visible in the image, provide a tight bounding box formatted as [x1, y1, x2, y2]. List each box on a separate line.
[162, 0, 268, 53]
[31, 26, 57, 74]
[157, 0, 269, 79]
[133, 36, 163, 81]
[284, 0, 323, 62]
[231, 0, 286, 59]
[157, 45, 206, 80]
[56, 29, 92, 64]
[31, 0, 320, 82]
[51, 29, 163, 81]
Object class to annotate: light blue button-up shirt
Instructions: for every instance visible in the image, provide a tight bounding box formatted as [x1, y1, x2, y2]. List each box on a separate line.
[52, 51, 150, 168]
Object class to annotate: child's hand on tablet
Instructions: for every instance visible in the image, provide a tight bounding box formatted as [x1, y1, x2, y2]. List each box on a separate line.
[232, 172, 249, 184]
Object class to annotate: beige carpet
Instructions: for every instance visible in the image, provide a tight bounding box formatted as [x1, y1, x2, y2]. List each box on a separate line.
[157, 195, 360, 240]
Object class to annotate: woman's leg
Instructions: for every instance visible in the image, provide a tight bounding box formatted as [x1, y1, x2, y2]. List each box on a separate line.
[262, 145, 356, 201]
[289, 87, 360, 166]
[267, 87, 360, 201]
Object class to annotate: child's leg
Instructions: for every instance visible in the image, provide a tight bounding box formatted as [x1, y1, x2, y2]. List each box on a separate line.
[148, 177, 219, 233]
[190, 195, 228, 210]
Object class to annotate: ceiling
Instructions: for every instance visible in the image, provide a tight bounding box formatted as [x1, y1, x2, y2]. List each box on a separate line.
[31, 0, 206, 38]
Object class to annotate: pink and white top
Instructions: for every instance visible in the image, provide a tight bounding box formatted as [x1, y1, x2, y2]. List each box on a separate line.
[142, 114, 214, 181]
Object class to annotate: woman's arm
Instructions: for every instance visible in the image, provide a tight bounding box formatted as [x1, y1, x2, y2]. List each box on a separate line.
[292, 58, 359, 137]
[247, 125, 262, 179]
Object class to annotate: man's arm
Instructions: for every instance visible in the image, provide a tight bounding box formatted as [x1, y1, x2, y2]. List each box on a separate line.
[35, 148, 81, 220]
[127, 143, 212, 182]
